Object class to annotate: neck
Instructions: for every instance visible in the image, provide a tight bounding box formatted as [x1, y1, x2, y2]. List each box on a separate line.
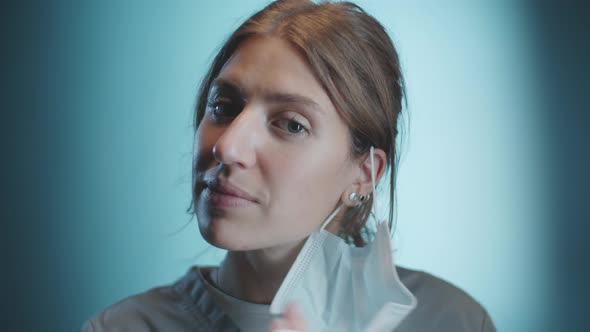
[213, 206, 345, 304]
[215, 240, 306, 304]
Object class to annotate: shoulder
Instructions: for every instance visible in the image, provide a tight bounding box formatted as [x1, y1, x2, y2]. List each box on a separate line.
[82, 285, 185, 331]
[395, 266, 496, 332]
[82, 268, 206, 331]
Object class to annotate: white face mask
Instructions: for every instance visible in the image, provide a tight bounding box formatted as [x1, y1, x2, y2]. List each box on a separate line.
[270, 147, 417, 332]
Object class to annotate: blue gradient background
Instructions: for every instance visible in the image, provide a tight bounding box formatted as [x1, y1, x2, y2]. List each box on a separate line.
[5, 1, 589, 331]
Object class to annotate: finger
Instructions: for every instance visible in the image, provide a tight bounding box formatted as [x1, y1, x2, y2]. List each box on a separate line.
[283, 302, 307, 331]
[269, 318, 290, 332]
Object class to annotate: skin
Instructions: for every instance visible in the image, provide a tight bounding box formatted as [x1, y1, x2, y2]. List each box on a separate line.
[192, 36, 386, 330]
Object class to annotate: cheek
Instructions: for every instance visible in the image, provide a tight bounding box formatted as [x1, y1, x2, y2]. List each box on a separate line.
[267, 151, 349, 231]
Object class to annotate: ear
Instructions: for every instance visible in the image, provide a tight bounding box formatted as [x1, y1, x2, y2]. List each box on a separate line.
[340, 148, 387, 206]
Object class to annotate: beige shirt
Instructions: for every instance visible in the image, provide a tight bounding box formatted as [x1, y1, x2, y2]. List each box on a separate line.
[83, 266, 496, 331]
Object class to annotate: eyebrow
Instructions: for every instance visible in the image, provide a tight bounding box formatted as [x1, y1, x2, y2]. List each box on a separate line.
[210, 79, 245, 101]
[211, 78, 323, 114]
[265, 92, 322, 114]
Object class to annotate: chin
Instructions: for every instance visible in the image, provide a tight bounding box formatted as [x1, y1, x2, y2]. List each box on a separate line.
[197, 214, 261, 251]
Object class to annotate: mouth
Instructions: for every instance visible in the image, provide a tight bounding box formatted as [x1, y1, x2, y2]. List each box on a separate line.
[201, 178, 258, 208]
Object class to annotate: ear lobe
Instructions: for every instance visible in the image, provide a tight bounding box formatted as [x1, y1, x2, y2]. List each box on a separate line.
[340, 148, 387, 206]
[357, 147, 387, 195]
[341, 185, 363, 207]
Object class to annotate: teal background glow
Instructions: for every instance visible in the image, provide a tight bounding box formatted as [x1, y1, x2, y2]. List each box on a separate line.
[5, 1, 589, 331]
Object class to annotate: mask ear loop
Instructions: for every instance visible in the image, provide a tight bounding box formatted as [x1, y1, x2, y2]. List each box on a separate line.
[369, 146, 380, 227]
[319, 204, 342, 231]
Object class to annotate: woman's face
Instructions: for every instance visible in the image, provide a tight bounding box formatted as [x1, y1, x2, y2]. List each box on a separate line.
[192, 36, 357, 251]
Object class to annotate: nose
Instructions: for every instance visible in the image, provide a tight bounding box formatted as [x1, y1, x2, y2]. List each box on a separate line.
[212, 107, 259, 169]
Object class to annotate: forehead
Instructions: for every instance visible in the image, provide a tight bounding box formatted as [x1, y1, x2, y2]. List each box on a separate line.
[215, 36, 333, 109]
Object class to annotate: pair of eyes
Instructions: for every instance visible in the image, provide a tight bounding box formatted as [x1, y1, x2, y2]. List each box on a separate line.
[206, 99, 309, 135]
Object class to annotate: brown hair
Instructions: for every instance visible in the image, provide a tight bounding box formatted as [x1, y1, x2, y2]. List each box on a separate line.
[191, 0, 406, 246]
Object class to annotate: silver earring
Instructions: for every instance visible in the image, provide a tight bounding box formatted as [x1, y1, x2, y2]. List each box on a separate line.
[359, 194, 366, 202]
[348, 192, 359, 201]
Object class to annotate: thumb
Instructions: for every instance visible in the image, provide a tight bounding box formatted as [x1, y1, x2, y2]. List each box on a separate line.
[283, 302, 307, 331]
[268, 302, 308, 332]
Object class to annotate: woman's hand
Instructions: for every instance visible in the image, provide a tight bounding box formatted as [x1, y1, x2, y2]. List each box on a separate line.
[268, 302, 308, 332]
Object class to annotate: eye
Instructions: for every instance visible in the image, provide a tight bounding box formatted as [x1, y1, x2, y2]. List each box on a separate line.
[273, 117, 309, 135]
[207, 99, 241, 120]
[287, 121, 305, 133]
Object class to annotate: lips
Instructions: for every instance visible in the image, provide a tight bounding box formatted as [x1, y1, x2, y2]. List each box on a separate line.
[206, 178, 258, 204]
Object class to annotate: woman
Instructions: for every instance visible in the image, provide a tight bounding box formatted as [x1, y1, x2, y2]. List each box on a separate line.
[84, 1, 496, 331]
